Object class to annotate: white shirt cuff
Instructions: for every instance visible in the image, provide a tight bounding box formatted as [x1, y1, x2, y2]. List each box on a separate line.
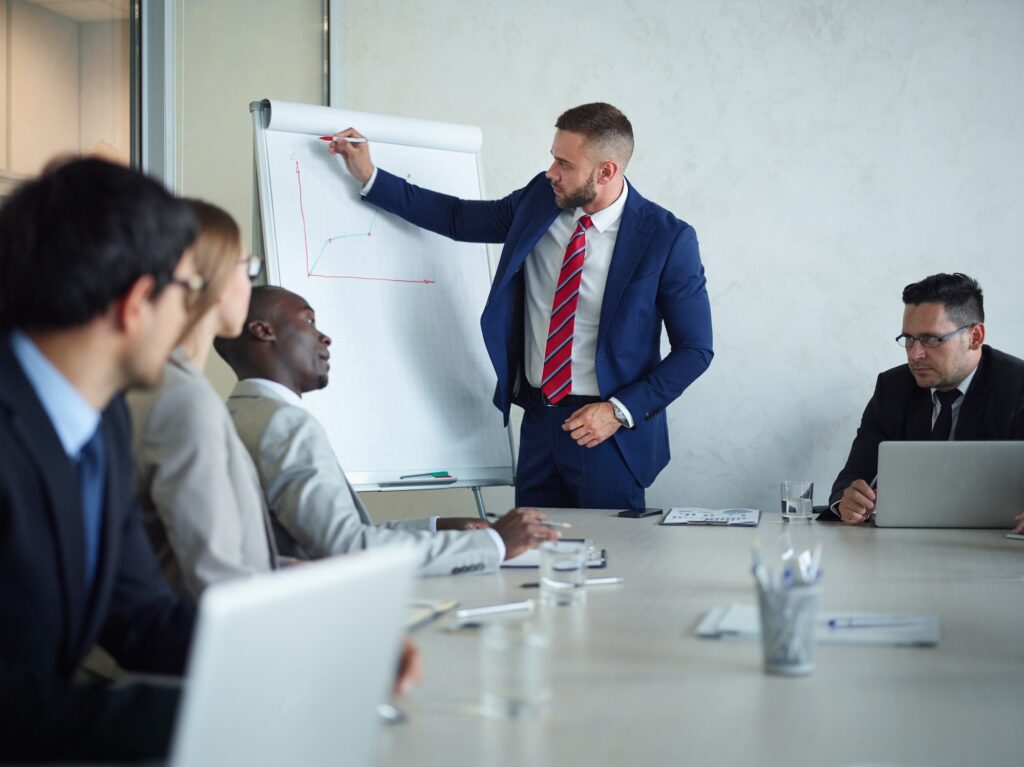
[360, 166, 378, 196]
[428, 515, 438, 532]
[609, 396, 635, 429]
[484, 528, 506, 561]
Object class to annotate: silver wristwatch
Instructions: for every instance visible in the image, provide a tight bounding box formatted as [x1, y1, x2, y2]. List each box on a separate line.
[610, 401, 629, 427]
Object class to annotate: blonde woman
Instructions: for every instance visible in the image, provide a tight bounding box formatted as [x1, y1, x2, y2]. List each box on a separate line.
[127, 199, 278, 599]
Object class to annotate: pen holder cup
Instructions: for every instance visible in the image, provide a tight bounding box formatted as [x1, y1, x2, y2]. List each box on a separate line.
[756, 583, 821, 676]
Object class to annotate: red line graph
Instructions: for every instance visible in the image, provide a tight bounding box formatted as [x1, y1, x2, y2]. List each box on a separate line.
[292, 157, 435, 285]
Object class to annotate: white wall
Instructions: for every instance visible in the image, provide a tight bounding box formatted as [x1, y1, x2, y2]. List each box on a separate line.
[331, 0, 1024, 516]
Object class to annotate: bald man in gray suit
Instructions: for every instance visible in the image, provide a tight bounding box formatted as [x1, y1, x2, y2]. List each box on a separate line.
[215, 287, 557, 577]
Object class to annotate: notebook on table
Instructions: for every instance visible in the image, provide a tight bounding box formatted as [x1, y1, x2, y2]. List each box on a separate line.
[169, 546, 417, 767]
[874, 441, 1024, 528]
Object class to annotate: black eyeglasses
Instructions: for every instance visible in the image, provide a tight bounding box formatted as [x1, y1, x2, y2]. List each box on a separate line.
[895, 324, 973, 349]
[168, 273, 207, 307]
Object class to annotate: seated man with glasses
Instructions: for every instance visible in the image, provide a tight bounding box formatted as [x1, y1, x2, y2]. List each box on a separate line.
[829, 272, 1024, 525]
[0, 158, 199, 761]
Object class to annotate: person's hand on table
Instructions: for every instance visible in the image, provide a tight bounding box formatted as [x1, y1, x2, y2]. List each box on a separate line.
[492, 507, 559, 559]
[563, 402, 621, 448]
[327, 127, 374, 185]
[1013, 511, 1024, 534]
[837, 479, 876, 525]
[393, 638, 422, 697]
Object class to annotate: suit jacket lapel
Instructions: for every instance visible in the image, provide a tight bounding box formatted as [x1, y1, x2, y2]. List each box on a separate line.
[0, 342, 88, 647]
[492, 207, 560, 295]
[906, 387, 934, 440]
[953, 349, 990, 440]
[597, 189, 654, 350]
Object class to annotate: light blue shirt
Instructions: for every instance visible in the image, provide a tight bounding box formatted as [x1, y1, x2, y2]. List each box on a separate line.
[9, 330, 100, 458]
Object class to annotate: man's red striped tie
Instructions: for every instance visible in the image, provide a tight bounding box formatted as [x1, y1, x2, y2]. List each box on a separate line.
[540, 215, 592, 404]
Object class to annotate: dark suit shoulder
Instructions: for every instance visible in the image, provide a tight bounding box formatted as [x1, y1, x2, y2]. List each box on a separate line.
[984, 345, 1024, 380]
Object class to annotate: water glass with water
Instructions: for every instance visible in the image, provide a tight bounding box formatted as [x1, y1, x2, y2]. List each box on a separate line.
[539, 540, 588, 606]
[780, 480, 815, 520]
[480, 621, 551, 718]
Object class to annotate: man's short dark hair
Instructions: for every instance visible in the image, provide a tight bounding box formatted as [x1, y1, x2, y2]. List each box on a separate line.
[902, 272, 984, 326]
[555, 102, 634, 167]
[0, 158, 197, 332]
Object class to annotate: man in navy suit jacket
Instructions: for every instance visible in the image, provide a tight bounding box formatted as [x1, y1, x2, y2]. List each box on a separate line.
[0, 158, 200, 760]
[330, 103, 713, 508]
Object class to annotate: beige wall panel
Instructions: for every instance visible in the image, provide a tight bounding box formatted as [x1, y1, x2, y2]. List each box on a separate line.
[9, 0, 78, 174]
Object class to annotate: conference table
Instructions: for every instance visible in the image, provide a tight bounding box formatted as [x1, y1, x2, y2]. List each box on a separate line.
[376, 510, 1024, 767]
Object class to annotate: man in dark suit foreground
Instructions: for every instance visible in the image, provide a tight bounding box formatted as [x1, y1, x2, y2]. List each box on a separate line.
[0, 158, 200, 761]
[830, 273, 1024, 525]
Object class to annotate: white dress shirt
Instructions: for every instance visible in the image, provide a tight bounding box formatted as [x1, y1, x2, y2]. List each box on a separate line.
[523, 182, 628, 394]
[363, 169, 634, 425]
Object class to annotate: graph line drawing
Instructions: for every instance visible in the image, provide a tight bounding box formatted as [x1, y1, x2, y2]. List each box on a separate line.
[292, 158, 435, 285]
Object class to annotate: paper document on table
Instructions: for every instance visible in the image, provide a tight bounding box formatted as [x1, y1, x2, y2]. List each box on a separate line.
[662, 507, 761, 526]
[697, 604, 940, 646]
[501, 538, 605, 568]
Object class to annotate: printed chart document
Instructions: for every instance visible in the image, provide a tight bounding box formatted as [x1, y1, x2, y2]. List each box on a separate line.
[696, 604, 940, 646]
[662, 507, 761, 526]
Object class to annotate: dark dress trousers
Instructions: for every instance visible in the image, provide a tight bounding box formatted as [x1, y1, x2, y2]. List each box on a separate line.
[0, 337, 195, 762]
[827, 344, 1024, 511]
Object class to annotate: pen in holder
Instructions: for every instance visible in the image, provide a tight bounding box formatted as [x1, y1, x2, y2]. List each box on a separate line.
[751, 539, 822, 676]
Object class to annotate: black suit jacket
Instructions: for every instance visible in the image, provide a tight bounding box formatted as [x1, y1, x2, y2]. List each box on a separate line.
[828, 345, 1024, 510]
[0, 337, 195, 762]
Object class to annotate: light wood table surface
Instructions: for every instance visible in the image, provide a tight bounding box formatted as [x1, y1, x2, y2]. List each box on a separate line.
[376, 511, 1024, 767]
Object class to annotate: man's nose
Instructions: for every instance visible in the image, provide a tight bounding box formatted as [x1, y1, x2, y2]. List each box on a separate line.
[907, 340, 927, 359]
[545, 161, 558, 181]
[321, 332, 332, 346]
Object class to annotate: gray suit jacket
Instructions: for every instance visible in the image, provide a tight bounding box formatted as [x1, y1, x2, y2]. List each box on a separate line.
[127, 351, 278, 598]
[226, 379, 500, 576]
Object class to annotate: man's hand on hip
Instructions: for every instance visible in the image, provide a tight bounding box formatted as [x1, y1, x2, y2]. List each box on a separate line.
[327, 127, 374, 185]
[492, 507, 559, 560]
[837, 479, 876, 525]
[563, 402, 621, 448]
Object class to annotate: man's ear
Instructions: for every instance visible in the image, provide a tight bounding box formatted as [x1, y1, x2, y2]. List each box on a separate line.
[969, 322, 986, 350]
[113, 275, 157, 334]
[247, 320, 275, 341]
[596, 159, 619, 186]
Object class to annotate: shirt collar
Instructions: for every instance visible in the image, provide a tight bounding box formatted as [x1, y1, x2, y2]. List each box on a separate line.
[573, 179, 629, 234]
[9, 330, 100, 458]
[930, 364, 978, 404]
[243, 377, 304, 407]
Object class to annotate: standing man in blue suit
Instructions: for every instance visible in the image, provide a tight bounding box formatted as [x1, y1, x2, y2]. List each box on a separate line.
[0, 158, 200, 761]
[329, 103, 713, 509]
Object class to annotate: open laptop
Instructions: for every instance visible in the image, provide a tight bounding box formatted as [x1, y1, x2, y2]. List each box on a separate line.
[874, 441, 1024, 528]
[169, 546, 417, 767]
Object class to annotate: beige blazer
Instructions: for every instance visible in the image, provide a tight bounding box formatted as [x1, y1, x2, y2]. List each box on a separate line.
[127, 350, 278, 599]
[226, 379, 501, 577]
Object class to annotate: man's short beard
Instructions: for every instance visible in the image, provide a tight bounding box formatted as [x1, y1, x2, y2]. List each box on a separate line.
[557, 172, 598, 210]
